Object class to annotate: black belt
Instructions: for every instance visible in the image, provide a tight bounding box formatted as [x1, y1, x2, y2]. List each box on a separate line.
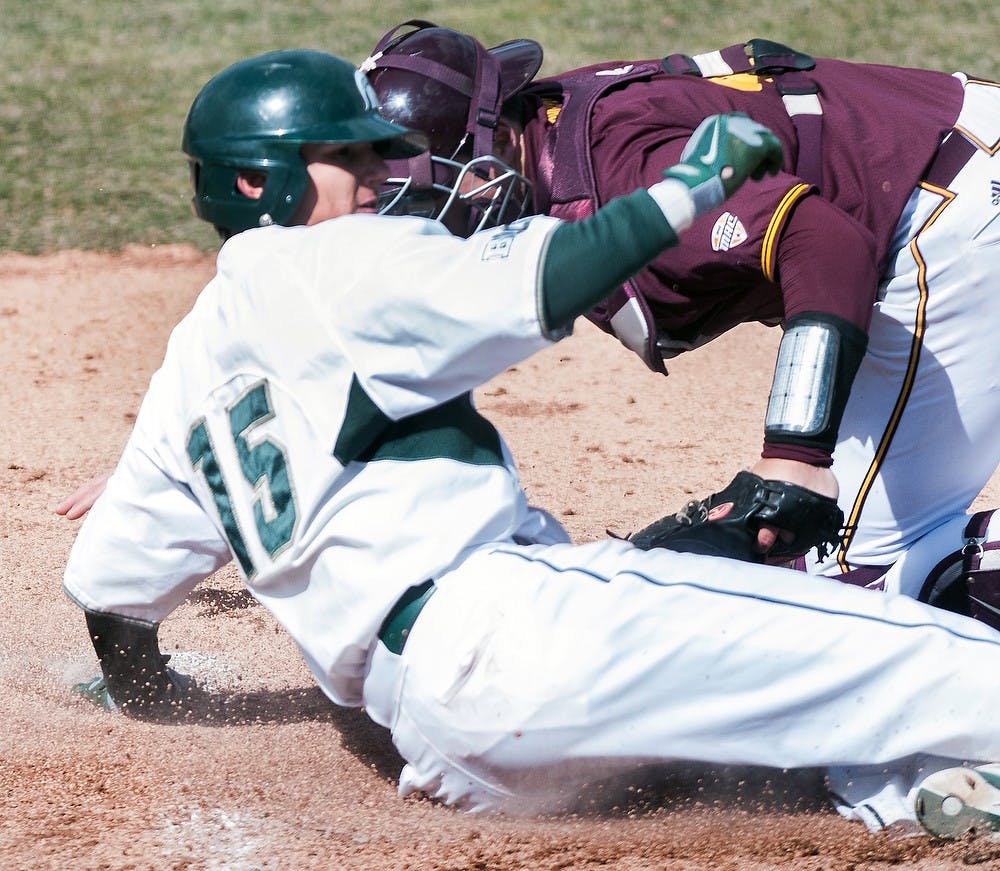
[922, 129, 976, 189]
[377, 580, 436, 654]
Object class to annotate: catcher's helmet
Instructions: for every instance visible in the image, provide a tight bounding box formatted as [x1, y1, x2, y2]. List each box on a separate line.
[363, 21, 543, 235]
[182, 49, 426, 236]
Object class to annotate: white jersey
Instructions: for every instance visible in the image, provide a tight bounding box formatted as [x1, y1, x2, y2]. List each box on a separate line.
[63, 212, 564, 705]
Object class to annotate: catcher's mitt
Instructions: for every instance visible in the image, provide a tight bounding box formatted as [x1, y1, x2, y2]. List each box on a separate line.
[629, 470, 844, 563]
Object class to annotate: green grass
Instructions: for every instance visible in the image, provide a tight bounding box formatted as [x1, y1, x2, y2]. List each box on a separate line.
[1, 0, 996, 253]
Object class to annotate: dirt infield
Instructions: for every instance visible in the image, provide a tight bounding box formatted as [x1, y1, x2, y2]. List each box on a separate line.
[3, 246, 999, 869]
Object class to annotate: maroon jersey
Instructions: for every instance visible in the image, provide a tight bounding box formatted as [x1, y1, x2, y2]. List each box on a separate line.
[520, 55, 964, 365]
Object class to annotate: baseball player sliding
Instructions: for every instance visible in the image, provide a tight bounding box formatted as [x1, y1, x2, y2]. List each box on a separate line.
[65, 49, 1000, 841]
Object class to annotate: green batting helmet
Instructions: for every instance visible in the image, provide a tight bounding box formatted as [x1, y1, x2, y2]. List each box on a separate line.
[182, 49, 426, 235]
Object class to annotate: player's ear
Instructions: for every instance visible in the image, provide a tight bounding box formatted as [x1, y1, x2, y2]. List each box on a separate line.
[493, 118, 524, 169]
[235, 170, 267, 200]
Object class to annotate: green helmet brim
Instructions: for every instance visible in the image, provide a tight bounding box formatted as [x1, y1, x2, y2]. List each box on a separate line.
[345, 114, 427, 159]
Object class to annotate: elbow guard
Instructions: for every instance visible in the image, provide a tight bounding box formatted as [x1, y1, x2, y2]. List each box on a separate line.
[764, 312, 868, 455]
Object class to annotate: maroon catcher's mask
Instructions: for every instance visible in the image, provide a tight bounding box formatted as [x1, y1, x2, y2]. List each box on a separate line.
[362, 20, 543, 236]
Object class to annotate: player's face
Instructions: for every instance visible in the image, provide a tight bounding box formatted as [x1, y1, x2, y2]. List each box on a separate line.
[291, 142, 390, 225]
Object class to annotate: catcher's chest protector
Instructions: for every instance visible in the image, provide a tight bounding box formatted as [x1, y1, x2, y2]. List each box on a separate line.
[526, 61, 667, 371]
[528, 40, 821, 374]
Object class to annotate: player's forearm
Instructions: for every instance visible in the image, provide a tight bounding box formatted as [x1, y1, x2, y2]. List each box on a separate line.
[761, 311, 868, 466]
[763, 199, 875, 465]
[84, 609, 177, 714]
[540, 185, 686, 333]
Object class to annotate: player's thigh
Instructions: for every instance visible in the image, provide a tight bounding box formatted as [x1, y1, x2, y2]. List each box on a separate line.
[399, 539, 997, 757]
[832, 155, 1000, 562]
[397, 539, 667, 749]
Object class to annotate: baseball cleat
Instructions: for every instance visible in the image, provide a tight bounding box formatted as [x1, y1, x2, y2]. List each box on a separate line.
[915, 764, 1000, 840]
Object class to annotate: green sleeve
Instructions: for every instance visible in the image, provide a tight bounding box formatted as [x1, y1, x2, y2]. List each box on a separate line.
[540, 188, 679, 334]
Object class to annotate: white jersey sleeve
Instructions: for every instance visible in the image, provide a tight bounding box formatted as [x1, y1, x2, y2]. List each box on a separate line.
[63, 432, 232, 622]
[281, 213, 563, 419]
[62, 211, 569, 705]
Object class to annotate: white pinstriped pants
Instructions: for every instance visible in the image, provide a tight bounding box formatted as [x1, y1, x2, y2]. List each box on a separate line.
[815, 76, 1000, 574]
[364, 536, 1000, 826]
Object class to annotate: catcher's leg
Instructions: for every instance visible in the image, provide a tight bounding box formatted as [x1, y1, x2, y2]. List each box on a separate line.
[907, 509, 1000, 630]
[813, 81, 1000, 573]
[813, 508, 1000, 628]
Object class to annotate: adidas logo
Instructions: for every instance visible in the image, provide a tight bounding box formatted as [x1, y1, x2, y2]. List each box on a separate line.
[993, 179, 1000, 207]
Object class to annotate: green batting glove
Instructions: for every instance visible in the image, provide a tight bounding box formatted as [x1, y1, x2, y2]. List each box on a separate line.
[662, 113, 784, 217]
[72, 674, 119, 713]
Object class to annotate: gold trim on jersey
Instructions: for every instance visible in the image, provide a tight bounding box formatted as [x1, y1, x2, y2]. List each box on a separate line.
[707, 73, 766, 92]
[835, 181, 957, 570]
[953, 125, 1000, 156]
[954, 78, 1000, 155]
[760, 183, 810, 280]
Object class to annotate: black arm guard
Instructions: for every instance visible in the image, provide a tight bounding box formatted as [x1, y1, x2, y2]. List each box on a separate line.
[764, 311, 868, 455]
[85, 610, 180, 715]
[629, 470, 844, 562]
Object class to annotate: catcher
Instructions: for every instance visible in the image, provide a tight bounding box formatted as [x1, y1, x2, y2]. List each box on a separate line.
[363, 22, 1000, 583]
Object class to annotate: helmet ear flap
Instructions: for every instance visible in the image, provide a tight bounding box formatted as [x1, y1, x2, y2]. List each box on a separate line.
[254, 163, 310, 227]
[189, 152, 309, 232]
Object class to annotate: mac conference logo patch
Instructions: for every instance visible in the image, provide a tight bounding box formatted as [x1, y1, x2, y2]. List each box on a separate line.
[711, 212, 747, 252]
